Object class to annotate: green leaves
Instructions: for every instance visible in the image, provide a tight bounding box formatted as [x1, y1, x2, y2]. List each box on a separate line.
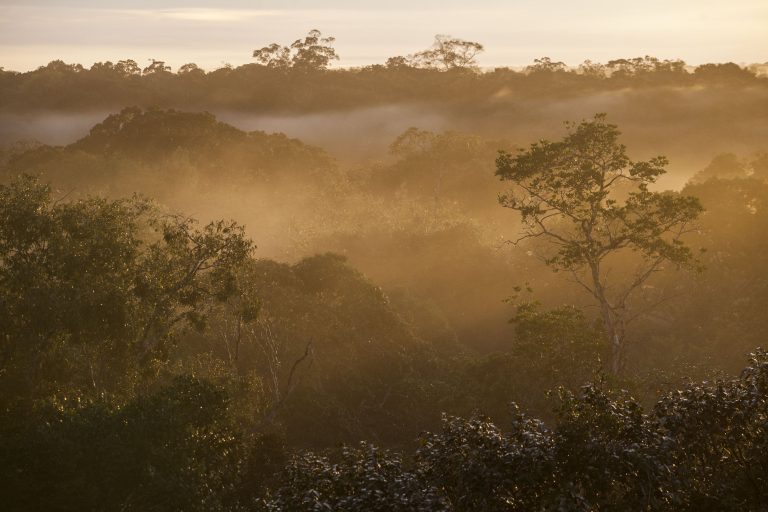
[496, 114, 702, 271]
[496, 114, 704, 373]
[269, 443, 448, 511]
[0, 376, 244, 512]
[409, 352, 768, 511]
[0, 175, 253, 402]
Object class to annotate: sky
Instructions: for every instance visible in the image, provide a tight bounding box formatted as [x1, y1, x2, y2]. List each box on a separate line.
[0, 0, 766, 72]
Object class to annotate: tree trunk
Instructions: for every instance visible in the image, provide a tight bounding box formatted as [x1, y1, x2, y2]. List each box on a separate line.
[609, 328, 624, 375]
[590, 263, 624, 375]
[597, 298, 624, 375]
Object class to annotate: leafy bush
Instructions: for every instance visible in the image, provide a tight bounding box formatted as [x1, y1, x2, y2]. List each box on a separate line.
[0, 377, 244, 512]
[267, 443, 448, 511]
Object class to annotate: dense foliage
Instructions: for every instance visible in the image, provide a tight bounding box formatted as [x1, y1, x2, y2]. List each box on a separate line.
[1, 93, 767, 509]
[0, 175, 252, 403]
[0, 377, 244, 512]
[0, 107, 334, 193]
[1, 166, 766, 510]
[0, 55, 764, 112]
[263, 351, 768, 511]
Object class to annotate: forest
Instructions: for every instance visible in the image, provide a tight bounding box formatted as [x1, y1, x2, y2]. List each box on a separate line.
[1, 27, 768, 511]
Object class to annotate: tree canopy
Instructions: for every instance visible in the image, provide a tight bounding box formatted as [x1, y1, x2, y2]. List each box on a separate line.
[0, 175, 252, 402]
[409, 35, 485, 71]
[253, 29, 339, 71]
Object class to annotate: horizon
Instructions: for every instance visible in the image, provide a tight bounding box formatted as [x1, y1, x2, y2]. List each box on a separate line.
[1, 1, 766, 73]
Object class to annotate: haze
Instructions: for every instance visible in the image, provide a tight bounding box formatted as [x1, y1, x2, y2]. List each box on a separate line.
[2, 2, 768, 510]
[1, 0, 767, 71]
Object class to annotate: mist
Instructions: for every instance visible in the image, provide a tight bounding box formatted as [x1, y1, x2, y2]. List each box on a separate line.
[5, 84, 766, 191]
[0, 110, 111, 146]
[2, 25, 768, 510]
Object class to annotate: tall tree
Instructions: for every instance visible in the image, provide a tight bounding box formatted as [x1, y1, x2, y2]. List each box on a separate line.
[290, 29, 339, 70]
[252, 42, 292, 69]
[495, 114, 703, 374]
[252, 29, 339, 71]
[409, 35, 484, 71]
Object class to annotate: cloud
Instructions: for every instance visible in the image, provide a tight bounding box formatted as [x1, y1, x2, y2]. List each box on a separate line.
[153, 8, 282, 22]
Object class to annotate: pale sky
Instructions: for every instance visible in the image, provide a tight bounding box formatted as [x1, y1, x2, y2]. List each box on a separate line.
[0, 0, 766, 72]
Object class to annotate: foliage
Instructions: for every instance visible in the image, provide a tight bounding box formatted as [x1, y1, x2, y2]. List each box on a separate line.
[694, 62, 758, 84]
[526, 57, 568, 74]
[143, 59, 172, 75]
[0, 107, 337, 205]
[496, 114, 704, 373]
[3, 348, 765, 510]
[253, 29, 339, 71]
[654, 350, 768, 508]
[510, 302, 604, 389]
[2, 52, 762, 111]
[550, 384, 665, 510]
[0, 174, 252, 401]
[660, 175, 768, 371]
[451, 302, 605, 422]
[267, 443, 448, 511]
[417, 410, 553, 511]
[0, 376, 244, 512]
[0, 58, 767, 509]
[688, 152, 757, 183]
[606, 56, 686, 81]
[268, 351, 768, 511]
[371, 127, 503, 210]
[409, 35, 484, 71]
[510, 302, 603, 370]
[0, 160, 767, 510]
[214, 253, 448, 447]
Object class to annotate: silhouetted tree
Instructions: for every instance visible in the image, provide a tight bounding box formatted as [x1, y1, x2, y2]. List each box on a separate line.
[694, 62, 756, 84]
[578, 59, 607, 78]
[115, 59, 141, 77]
[252, 43, 292, 69]
[526, 57, 568, 74]
[177, 62, 205, 76]
[409, 35, 484, 71]
[253, 29, 339, 71]
[143, 59, 171, 75]
[385, 55, 411, 69]
[606, 56, 686, 82]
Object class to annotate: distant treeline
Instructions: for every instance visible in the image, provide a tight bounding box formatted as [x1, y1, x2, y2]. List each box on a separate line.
[0, 56, 764, 112]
